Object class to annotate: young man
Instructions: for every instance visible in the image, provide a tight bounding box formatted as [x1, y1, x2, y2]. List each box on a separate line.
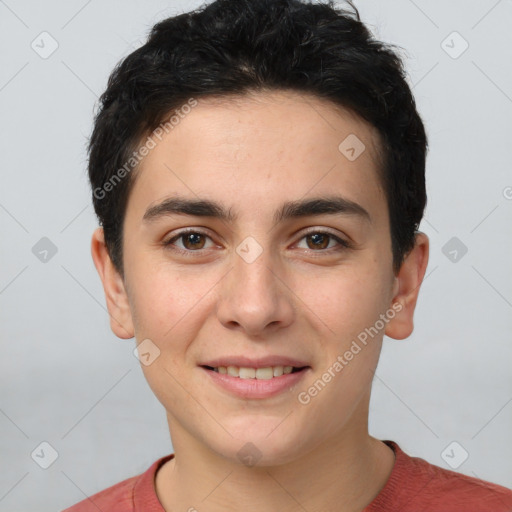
[64, 0, 512, 510]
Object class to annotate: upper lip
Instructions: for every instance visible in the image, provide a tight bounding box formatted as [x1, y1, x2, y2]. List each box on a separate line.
[200, 356, 310, 369]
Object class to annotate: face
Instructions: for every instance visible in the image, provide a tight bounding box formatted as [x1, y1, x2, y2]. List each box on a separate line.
[98, 90, 410, 466]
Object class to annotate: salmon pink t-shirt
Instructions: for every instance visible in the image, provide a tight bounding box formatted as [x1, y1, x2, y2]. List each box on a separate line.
[62, 440, 512, 511]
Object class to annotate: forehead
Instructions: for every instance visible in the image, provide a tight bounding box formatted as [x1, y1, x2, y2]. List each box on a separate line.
[126, 89, 386, 224]
[166, 89, 384, 170]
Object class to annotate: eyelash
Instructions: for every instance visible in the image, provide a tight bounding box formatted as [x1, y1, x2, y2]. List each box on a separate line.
[162, 228, 352, 257]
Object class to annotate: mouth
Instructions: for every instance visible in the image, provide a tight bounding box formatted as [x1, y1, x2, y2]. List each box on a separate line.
[200, 363, 310, 399]
[201, 365, 308, 379]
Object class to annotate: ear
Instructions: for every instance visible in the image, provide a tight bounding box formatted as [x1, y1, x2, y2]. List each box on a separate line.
[385, 232, 429, 340]
[90, 227, 134, 339]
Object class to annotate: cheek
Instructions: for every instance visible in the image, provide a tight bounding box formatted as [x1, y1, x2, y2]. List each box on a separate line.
[301, 265, 392, 345]
[127, 261, 214, 341]
[294, 270, 390, 430]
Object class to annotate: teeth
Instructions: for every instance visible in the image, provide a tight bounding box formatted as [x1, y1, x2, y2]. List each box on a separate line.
[239, 367, 256, 379]
[255, 367, 273, 380]
[212, 365, 301, 379]
[273, 366, 284, 377]
[227, 366, 239, 377]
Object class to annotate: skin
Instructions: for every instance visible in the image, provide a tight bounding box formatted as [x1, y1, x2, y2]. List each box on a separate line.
[91, 90, 429, 512]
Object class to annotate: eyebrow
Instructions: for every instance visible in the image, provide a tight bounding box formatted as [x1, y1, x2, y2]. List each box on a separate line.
[142, 195, 371, 225]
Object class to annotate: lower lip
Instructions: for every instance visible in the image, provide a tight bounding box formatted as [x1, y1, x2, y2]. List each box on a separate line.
[201, 366, 309, 399]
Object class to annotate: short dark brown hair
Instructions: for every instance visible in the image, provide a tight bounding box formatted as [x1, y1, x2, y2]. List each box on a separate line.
[88, 0, 427, 276]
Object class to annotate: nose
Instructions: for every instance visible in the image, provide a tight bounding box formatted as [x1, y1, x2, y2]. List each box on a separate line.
[215, 245, 295, 337]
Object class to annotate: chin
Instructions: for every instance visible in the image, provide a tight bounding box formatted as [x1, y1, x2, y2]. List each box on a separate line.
[211, 421, 312, 468]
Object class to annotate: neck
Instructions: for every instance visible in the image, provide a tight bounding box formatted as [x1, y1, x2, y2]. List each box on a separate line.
[155, 400, 395, 512]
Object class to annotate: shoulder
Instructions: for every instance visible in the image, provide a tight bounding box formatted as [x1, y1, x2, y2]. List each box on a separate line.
[367, 441, 512, 512]
[412, 456, 512, 511]
[61, 455, 172, 512]
[61, 474, 138, 512]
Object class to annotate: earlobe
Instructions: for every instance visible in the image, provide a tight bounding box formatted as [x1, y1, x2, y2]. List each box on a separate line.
[90, 227, 135, 339]
[385, 232, 429, 340]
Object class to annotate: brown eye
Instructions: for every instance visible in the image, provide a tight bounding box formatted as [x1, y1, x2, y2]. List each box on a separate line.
[297, 231, 350, 252]
[163, 230, 214, 252]
[181, 232, 206, 250]
[305, 233, 330, 250]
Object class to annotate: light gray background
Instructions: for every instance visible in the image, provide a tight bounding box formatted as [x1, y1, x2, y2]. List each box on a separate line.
[1, 0, 511, 510]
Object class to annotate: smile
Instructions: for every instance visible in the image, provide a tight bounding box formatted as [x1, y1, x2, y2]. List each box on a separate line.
[201, 365, 310, 399]
[203, 365, 304, 379]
